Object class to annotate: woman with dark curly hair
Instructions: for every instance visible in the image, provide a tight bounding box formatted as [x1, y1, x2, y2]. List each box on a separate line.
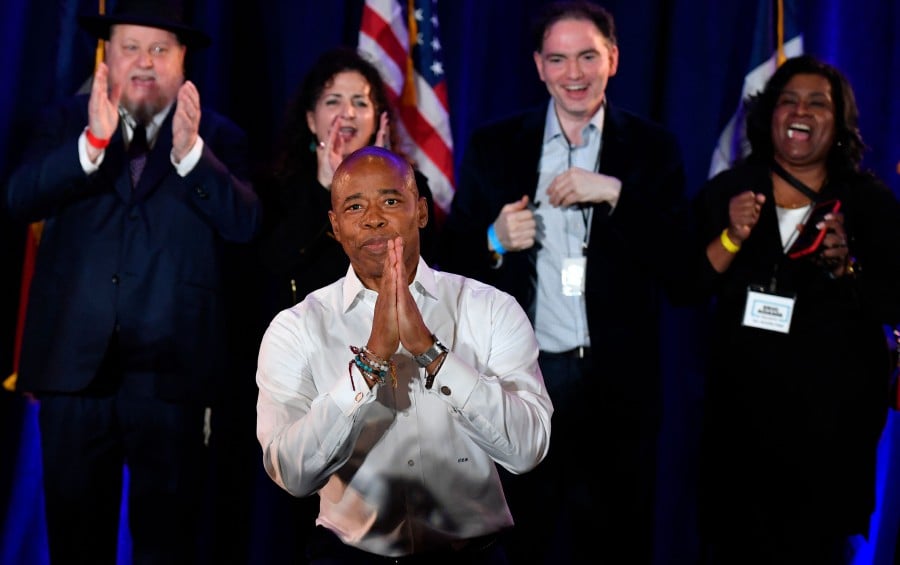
[257, 46, 437, 313]
[692, 54, 900, 564]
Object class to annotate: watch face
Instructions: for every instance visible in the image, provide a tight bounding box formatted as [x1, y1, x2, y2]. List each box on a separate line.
[414, 338, 446, 367]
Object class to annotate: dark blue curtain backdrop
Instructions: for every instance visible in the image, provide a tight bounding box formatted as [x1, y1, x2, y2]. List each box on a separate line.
[2, 1, 899, 564]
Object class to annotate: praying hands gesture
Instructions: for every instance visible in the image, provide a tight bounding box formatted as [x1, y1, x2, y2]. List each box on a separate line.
[366, 236, 433, 366]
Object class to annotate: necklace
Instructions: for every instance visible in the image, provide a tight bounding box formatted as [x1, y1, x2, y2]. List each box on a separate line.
[775, 199, 811, 210]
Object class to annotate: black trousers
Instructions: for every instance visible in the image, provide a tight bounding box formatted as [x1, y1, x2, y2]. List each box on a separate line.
[500, 350, 659, 565]
[37, 339, 209, 565]
[307, 526, 508, 565]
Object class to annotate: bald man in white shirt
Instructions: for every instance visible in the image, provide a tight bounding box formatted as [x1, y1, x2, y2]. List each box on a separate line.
[256, 146, 553, 563]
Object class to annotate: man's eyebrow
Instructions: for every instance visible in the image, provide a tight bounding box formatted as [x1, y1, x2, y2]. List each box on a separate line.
[339, 191, 364, 205]
[338, 187, 403, 206]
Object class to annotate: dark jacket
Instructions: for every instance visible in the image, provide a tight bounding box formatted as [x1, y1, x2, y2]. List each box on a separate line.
[693, 157, 900, 534]
[6, 93, 261, 403]
[439, 102, 691, 409]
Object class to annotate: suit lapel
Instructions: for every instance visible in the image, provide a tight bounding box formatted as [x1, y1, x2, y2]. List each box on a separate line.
[519, 109, 545, 202]
[598, 104, 628, 181]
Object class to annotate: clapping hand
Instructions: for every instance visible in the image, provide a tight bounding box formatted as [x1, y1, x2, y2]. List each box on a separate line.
[374, 112, 390, 150]
[316, 114, 345, 188]
[86, 63, 121, 159]
[172, 80, 201, 163]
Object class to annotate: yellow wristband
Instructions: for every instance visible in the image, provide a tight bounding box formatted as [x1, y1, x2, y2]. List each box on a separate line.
[720, 229, 741, 253]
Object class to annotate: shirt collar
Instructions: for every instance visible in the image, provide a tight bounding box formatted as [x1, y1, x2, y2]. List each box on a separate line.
[341, 256, 437, 313]
[542, 99, 606, 146]
[120, 102, 175, 143]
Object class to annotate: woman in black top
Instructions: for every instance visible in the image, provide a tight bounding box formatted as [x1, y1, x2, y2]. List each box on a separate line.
[258, 46, 437, 313]
[693, 55, 900, 565]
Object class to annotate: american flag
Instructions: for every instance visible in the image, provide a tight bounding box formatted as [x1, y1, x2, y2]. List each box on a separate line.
[359, 0, 454, 214]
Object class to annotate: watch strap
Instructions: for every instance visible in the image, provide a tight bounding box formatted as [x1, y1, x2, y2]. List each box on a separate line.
[413, 335, 447, 367]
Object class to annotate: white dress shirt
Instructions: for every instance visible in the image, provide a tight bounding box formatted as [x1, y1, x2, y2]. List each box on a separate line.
[256, 258, 553, 557]
[79, 103, 204, 176]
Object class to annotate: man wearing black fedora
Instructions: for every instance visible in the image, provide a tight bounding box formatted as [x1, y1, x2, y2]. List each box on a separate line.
[5, 0, 261, 563]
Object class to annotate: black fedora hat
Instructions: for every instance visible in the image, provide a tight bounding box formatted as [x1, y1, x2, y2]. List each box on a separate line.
[78, 0, 211, 48]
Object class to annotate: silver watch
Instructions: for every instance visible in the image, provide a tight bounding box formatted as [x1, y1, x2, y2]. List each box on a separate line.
[413, 335, 448, 367]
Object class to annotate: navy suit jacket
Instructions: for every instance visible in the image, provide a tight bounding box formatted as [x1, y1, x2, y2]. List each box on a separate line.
[7, 93, 261, 403]
[439, 102, 691, 411]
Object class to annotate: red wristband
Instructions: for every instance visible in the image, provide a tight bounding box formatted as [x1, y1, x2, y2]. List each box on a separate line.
[84, 127, 110, 149]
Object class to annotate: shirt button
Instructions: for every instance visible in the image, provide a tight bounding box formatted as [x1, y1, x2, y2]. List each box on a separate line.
[111, 275, 120, 285]
[407, 459, 415, 467]
[440, 386, 451, 396]
[194, 186, 209, 199]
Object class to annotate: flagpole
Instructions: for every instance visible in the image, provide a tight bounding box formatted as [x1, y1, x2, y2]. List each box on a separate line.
[776, 0, 786, 65]
[94, 0, 106, 69]
[402, 0, 417, 106]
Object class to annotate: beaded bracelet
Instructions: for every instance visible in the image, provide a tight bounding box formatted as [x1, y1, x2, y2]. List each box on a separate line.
[348, 345, 397, 390]
[355, 355, 387, 383]
[348, 356, 381, 390]
[360, 347, 389, 372]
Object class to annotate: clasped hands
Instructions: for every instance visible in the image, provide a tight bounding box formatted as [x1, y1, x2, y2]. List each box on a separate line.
[366, 237, 434, 371]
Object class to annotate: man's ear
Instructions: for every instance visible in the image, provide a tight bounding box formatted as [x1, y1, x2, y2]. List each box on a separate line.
[328, 210, 340, 241]
[417, 197, 428, 229]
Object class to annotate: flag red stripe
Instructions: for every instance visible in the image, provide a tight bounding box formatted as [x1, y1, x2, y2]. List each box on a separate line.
[360, 4, 408, 76]
[398, 103, 454, 182]
[360, 0, 455, 210]
[431, 81, 449, 113]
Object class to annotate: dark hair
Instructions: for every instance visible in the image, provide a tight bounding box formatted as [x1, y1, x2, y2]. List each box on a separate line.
[531, 1, 617, 53]
[271, 46, 400, 182]
[745, 54, 865, 174]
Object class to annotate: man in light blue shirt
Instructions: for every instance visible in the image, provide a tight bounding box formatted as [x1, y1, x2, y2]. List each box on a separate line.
[439, 2, 692, 563]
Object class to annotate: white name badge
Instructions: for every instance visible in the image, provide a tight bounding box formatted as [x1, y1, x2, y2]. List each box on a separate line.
[742, 287, 795, 334]
[561, 256, 587, 296]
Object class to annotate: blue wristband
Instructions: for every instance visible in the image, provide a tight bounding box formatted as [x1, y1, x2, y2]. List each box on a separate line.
[487, 224, 506, 255]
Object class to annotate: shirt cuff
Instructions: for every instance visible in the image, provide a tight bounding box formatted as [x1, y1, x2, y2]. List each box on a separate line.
[331, 362, 377, 416]
[78, 131, 105, 173]
[172, 136, 204, 176]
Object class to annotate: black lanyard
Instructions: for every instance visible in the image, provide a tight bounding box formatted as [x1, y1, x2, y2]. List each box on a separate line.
[771, 160, 822, 202]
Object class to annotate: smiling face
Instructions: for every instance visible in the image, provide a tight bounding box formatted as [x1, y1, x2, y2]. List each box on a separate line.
[107, 24, 186, 124]
[771, 73, 836, 168]
[328, 149, 427, 288]
[533, 17, 618, 127]
[306, 71, 378, 158]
